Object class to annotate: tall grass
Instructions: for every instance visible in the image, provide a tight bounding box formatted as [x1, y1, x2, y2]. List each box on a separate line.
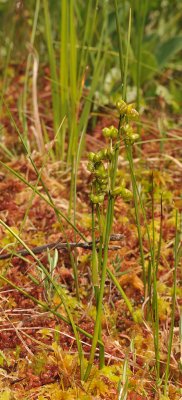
[42, 1, 112, 229]
[42, 2, 103, 156]
[164, 210, 180, 395]
[151, 174, 160, 383]
[114, 2, 179, 389]
[132, 0, 148, 111]
[43, 0, 60, 142]
[114, 2, 147, 291]
[22, 0, 41, 150]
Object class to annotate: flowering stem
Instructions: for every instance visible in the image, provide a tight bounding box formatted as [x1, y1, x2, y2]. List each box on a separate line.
[84, 196, 113, 381]
[84, 116, 124, 380]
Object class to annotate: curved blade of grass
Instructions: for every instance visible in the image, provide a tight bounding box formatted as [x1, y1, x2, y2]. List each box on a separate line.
[5, 169, 42, 267]
[0, 160, 86, 242]
[0, 273, 103, 347]
[0, 219, 84, 378]
[0, 142, 14, 160]
[4, 122, 68, 266]
[1, 101, 87, 242]
[1, 133, 81, 299]
[26, 152, 80, 301]
[3, 99, 81, 299]
[107, 267, 134, 317]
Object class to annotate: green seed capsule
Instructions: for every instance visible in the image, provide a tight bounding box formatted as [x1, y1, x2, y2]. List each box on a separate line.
[128, 133, 139, 144]
[88, 152, 95, 161]
[98, 182, 108, 192]
[87, 161, 95, 172]
[116, 99, 139, 120]
[95, 172, 107, 180]
[111, 186, 132, 201]
[111, 186, 124, 197]
[116, 99, 128, 115]
[126, 104, 139, 120]
[96, 178, 108, 191]
[121, 124, 139, 144]
[94, 163, 106, 178]
[120, 188, 133, 201]
[97, 176, 108, 184]
[121, 124, 133, 136]
[110, 125, 118, 138]
[102, 125, 118, 139]
[90, 193, 105, 204]
[103, 148, 113, 160]
[93, 150, 105, 163]
[102, 127, 111, 138]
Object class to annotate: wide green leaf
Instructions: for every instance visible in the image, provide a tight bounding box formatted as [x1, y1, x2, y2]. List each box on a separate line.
[156, 36, 182, 68]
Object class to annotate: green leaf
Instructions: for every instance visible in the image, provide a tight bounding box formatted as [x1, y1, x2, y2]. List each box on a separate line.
[156, 36, 182, 67]
[131, 50, 158, 84]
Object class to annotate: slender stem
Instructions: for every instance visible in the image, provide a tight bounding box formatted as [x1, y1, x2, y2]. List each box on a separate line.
[156, 194, 163, 274]
[151, 173, 160, 383]
[164, 210, 179, 394]
[136, 0, 148, 112]
[84, 197, 112, 381]
[147, 259, 152, 320]
[97, 205, 104, 273]
[125, 144, 146, 291]
[22, 0, 40, 149]
[107, 268, 134, 317]
[91, 203, 99, 299]
[123, 8, 131, 101]
[96, 206, 105, 368]
[84, 114, 125, 379]
[43, 0, 60, 141]
[114, 0, 124, 84]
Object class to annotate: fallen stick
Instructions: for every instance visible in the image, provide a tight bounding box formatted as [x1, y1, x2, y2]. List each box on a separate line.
[0, 234, 124, 260]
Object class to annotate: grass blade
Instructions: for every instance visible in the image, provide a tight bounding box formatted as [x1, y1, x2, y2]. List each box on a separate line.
[164, 210, 179, 394]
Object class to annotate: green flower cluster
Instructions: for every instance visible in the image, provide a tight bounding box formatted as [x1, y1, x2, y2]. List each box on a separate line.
[121, 124, 139, 145]
[87, 148, 111, 204]
[116, 99, 139, 120]
[87, 99, 139, 204]
[116, 99, 140, 145]
[102, 125, 118, 139]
